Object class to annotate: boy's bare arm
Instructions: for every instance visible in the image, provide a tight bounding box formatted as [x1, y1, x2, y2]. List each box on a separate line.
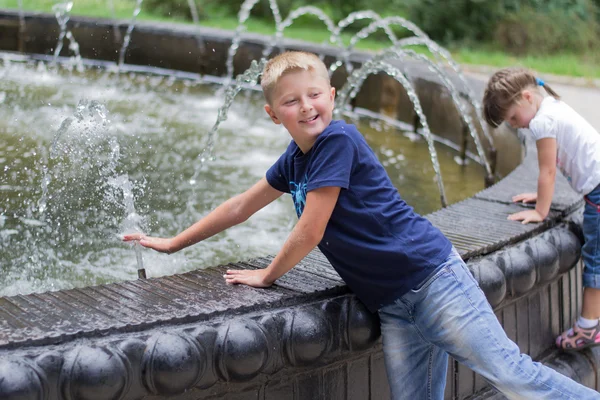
[224, 186, 341, 287]
[508, 138, 556, 224]
[123, 178, 283, 253]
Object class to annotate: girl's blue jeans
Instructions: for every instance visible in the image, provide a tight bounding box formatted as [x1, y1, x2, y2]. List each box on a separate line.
[378, 248, 600, 400]
[583, 184, 600, 289]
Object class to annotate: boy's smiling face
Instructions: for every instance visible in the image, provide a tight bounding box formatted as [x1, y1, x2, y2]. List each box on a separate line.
[264, 69, 335, 153]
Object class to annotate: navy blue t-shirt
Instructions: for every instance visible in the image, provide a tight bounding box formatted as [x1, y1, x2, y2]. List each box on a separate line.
[266, 120, 452, 312]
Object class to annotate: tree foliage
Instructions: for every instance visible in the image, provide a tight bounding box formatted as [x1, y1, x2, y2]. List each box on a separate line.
[145, 0, 600, 55]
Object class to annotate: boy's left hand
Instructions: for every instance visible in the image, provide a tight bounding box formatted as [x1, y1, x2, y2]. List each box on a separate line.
[224, 269, 273, 288]
[507, 209, 544, 224]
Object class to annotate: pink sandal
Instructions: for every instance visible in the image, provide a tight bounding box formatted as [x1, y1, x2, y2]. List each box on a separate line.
[556, 322, 600, 351]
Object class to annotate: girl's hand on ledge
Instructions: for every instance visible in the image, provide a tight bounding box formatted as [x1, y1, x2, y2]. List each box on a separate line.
[512, 192, 538, 203]
[507, 209, 544, 224]
[224, 269, 273, 288]
[122, 233, 176, 254]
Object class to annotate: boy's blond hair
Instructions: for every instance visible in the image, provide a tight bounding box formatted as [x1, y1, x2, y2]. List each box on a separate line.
[483, 67, 560, 128]
[261, 51, 330, 104]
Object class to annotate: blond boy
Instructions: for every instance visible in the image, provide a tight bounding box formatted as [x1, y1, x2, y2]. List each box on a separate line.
[125, 52, 599, 399]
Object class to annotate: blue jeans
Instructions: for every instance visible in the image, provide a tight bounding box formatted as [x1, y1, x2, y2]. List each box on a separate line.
[378, 248, 600, 400]
[583, 185, 600, 289]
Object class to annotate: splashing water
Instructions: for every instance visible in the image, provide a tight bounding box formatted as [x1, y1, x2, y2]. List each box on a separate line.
[17, 0, 26, 51]
[328, 11, 398, 75]
[328, 15, 494, 154]
[52, 1, 73, 61]
[224, 0, 281, 85]
[118, 0, 144, 68]
[107, 0, 122, 43]
[39, 99, 111, 214]
[336, 58, 448, 207]
[0, 57, 485, 295]
[51, 2, 84, 72]
[187, 0, 200, 25]
[36, 0, 494, 186]
[108, 174, 147, 278]
[33, 98, 149, 289]
[217, 2, 494, 165]
[0, 3, 492, 295]
[189, 58, 267, 185]
[264, 6, 340, 59]
[367, 47, 492, 177]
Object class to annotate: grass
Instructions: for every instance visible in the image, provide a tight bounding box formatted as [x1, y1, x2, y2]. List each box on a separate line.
[453, 47, 600, 80]
[3, 0, 600, 79]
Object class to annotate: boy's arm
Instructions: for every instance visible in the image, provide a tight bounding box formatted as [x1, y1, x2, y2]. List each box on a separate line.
[508, 138, 557, 224]
[224, 186, 341, 287]
[123, 178, 283, 253]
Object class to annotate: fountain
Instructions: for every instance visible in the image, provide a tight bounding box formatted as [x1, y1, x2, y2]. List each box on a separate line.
[0, 1, 597, 399]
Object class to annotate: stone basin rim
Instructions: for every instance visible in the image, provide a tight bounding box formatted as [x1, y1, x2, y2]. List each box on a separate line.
[0, 8, 585, 353]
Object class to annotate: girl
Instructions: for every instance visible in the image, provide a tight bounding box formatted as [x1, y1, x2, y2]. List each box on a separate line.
[483, 67, 600, 351]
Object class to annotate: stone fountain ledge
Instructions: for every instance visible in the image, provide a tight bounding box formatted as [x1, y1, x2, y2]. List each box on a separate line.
[0, 138, 586, 350]
[0, 134, 593, 400]
[0, 9, 599, 399]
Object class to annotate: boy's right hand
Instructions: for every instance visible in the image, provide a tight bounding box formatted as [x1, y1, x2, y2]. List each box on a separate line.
[122, 233, 176, 254]
[224, 268, 274, 288]
[512, 192, 537, 203]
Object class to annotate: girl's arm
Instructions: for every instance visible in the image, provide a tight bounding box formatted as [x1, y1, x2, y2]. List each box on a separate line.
[224, 186, 340, 287]
[123, 177, 283, 253]
[534, 138, 557, 218]
[508, 138, 557, 224]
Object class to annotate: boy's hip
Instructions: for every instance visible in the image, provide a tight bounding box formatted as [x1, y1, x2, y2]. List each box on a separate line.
[380, 247, 477, 313]
[411, 246, 462, 292]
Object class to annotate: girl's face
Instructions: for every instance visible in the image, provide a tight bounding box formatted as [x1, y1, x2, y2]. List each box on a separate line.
[504, 89, 540, 129]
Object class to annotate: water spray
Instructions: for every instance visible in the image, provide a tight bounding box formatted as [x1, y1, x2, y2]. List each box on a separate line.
[134, 241, 146, 279]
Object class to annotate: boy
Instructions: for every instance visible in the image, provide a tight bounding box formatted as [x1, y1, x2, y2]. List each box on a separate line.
[125, 51, 599, 399]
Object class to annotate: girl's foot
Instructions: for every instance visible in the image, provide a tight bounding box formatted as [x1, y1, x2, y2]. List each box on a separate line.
[556, 322, 600, 351]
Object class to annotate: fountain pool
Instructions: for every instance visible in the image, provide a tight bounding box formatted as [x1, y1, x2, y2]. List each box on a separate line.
[0, 56, 485, 297]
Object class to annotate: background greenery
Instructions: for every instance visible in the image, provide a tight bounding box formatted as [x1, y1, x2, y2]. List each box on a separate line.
[3, 0, 600, 78]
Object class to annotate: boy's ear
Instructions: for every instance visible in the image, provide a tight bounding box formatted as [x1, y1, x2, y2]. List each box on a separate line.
[264, 104, 281, 124]
[329, 87, 336, 112]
